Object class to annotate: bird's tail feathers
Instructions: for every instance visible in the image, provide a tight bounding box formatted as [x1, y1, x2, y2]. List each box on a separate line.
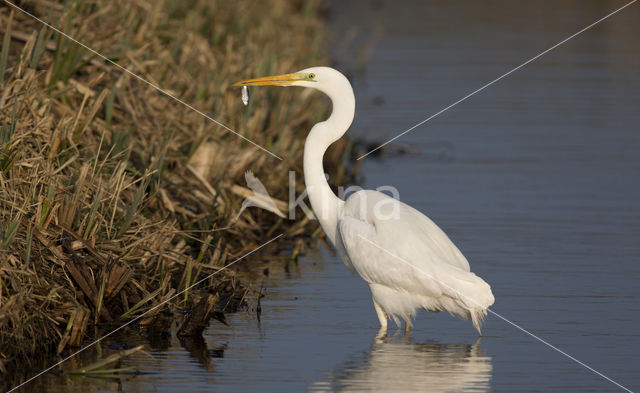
[441, 269, 494, 335]
[470, 308, 487, 335]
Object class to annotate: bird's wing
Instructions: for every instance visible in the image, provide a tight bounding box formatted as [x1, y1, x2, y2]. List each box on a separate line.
[396, 196, 471, 271]
[344, 190, 470, 271]
[338, 190, 493, 309]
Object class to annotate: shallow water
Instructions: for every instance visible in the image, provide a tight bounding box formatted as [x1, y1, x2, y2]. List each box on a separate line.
[14, 0, 640, 392]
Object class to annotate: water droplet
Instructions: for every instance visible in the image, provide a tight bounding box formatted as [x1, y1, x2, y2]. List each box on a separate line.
[241, 86, 249, 106]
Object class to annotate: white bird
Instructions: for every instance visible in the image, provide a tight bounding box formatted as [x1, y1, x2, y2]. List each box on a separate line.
[234, 67, 494, 335]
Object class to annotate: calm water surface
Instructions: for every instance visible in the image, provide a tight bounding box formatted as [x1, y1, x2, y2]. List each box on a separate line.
[21, 0, 640, 392]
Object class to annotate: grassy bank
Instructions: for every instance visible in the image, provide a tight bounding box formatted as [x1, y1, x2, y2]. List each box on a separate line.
[0, 0, 350, 373]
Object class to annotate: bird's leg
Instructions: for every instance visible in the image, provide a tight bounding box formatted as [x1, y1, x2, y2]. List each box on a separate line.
[373, 300, 388, 331]
[404, 319, 412, 334]
[375, 326, 387, 341]
[374, 300, 388, 340]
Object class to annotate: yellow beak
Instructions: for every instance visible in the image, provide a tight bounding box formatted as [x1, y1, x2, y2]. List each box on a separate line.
[233, 72, 311, 87]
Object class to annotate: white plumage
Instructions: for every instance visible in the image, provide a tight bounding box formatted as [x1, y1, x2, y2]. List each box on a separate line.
[339, 190, 494, 333]
[235, 66, 494, 335]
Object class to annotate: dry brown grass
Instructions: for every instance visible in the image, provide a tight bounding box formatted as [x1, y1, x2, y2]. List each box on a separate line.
[0, 0, 351, 372]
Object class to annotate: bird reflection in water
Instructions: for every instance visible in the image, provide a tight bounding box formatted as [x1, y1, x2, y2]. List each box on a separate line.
[310, 334, 492, 393]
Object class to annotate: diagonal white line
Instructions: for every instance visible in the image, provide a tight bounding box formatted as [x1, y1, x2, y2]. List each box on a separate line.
[2, 0, 283, 160]
[357, 0, 638, 160]
[357, 234, 634, 393]
[488, 310, 634, 393]
[7, 233, 284, 393]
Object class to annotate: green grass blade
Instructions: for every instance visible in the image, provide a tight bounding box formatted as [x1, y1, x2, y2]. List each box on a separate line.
[25, 225, 33, 266]
[116, 176, 149, 238]
[96, 273, 106, 319]
[104, 86, 115, 124]
[69, 345, 143, 374]
[120, 287, 162, 319]
[2, 220, 20, 249]
[30, 25, 52, 69]
[84, 189, 102, 238]
[0, 11, 13, 88]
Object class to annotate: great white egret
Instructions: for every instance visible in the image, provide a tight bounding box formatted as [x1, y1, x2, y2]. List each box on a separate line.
[235, 67, 494, 335]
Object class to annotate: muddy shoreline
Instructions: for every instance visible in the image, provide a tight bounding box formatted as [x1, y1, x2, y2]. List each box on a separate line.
[0, 0, 350, 384]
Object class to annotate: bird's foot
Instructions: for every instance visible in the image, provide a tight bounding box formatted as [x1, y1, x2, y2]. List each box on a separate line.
[375, 326, 388, 341]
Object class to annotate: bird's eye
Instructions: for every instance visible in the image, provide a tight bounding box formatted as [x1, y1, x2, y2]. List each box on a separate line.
[308, 73, 315, 79]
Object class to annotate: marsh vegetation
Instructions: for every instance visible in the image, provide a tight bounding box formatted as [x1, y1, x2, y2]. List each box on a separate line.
[0, 0, 351, 378]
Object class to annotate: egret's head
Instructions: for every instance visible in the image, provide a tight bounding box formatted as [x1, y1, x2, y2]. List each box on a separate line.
[233, 67, 356, 144]
[234, 66, 355, 122]
[233, 66, 343, 90]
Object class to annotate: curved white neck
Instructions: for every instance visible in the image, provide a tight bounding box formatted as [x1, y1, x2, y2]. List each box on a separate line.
[303, 87, 355, 245]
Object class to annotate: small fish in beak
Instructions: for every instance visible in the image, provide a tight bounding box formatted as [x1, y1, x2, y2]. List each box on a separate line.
[241, 86, 249, 106]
